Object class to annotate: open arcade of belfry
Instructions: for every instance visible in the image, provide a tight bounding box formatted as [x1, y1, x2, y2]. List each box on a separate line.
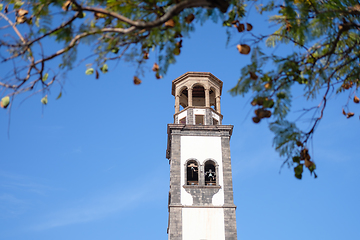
[166, 72, 237, 240]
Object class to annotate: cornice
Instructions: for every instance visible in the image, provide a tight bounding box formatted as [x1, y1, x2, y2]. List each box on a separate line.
[171, 72, 223, 96]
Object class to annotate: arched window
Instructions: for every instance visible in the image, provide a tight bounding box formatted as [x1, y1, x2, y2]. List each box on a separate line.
[210, 87, 216, 110]
[186, 160, 199, 185]
[204, 160, 216, 186]
[192, 85, 205, 107]
[180, 87, 188, 110]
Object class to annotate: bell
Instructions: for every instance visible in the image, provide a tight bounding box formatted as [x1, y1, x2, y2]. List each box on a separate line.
[188, 163, 196, 168]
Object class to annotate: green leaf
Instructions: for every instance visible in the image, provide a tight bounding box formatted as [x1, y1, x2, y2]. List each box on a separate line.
[173, 47, 180, 55]
[269, 120, 302, 157]
[1, 96, 10, 108]
[14, 1, 24, 9]
[42, 73, 49, 82]
[85, 68, 94, 75]
[56, 92, 62, 100]
[35, 17, 40, 27]
[78, 12, 86, 18]
[0, 4, 3, 11]
[276, 92, 286, 99]
[100, 64, 108, 73]
[309, 163, 316, 172]
[292, 156, 300, 163]
[263, 98, 274, 108]
[41, 95, 48, 105]
[111, 47, 119, 54]
[294, 164, 303, 179]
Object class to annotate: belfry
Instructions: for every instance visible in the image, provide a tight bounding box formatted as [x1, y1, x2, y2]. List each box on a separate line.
[166, 72, 237, 240]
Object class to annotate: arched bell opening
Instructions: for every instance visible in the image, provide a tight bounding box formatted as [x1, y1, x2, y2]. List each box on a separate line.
[204, 160, 216, 186]
[179, 87, 189, 111]
[210, 87, 216, 111]
[192, 84, 205, 107]
[186, 160, 199, 185]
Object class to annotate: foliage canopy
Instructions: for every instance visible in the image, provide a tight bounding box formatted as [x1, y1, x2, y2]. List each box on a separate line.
[1, 0, 359, 179]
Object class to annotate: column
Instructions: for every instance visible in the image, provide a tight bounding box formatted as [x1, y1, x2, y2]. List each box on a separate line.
[205, 88, 210, 107]
[188, 88, 193, 107]
[175, 94, 180, 113]
[216, 96, 221, 113]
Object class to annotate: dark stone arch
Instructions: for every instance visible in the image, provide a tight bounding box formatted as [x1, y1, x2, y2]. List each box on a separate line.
[179, 86, 189, 109]
[204, 159, 218, 186]
[184, 159, 200, 185]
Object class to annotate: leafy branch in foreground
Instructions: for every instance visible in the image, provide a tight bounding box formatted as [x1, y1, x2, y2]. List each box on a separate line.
[1, 0, 359, 180]
[0, 0, 244, 106]
[230, 0, 360, 179]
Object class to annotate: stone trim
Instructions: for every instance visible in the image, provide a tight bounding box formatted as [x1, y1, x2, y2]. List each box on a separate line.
[224, 208, 238, 240]
[169, 204, 236, 209]
[182, 158, 220, 187]
[166, 124, 233, 160]
[169, 134, 181, 204]
[182, 158, 221, 205]
[168, 207, 182, 240]
[183, 187, 220, 205]
[205, 108, 212, 125]
[173, 106, 224, 123]
[183, 185, 221, 189]
[184, 158, 201, 186]
[171, 72, 223, 96]
[174, 114, 179, 124]
[221, 135, 234, 205]
[203, 158, 220, 186]
[167, 132, 182, 240]
[167, 124, 232, 136]
[187, 108, 194, 125]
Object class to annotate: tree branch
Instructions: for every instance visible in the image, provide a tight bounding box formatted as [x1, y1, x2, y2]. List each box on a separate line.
[0, 11, 25, 43]
[80, 0, 228, 29]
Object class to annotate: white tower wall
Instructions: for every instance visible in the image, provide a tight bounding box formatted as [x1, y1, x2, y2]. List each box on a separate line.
[167, 72, 237, 240]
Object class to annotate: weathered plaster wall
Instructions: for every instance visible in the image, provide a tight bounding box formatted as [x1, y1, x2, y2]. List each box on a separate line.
[182, 208, 225, 240]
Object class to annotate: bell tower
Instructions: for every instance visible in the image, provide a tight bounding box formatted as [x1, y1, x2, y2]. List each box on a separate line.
[166, 72, 237, 240]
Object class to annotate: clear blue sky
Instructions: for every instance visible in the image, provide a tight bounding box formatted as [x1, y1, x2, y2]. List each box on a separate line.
[1, 6, 359, 240]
